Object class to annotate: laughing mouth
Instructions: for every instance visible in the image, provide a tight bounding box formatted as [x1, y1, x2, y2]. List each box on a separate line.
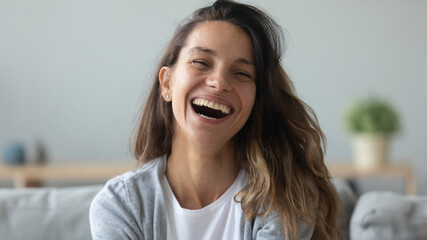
[192, 98, 232, 120]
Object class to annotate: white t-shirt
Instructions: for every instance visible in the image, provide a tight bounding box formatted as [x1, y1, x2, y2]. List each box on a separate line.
[161, 170, 247, 240]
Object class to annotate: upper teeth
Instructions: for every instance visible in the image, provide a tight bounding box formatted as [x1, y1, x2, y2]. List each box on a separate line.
[192, 98, 231, 114]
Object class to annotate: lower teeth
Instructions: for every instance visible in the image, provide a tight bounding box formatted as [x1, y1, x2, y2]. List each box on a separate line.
[198, 113, 217, 120]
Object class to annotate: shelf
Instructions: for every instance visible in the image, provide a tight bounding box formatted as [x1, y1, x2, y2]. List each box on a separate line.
[327, 163, 416, 195]
[0, 163, 135, 188]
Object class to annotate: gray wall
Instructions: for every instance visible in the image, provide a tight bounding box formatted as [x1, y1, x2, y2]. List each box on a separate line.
[1, 0, 426, 193]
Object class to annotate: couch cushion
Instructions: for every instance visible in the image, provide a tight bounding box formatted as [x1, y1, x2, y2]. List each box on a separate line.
[0, 185, 103, 240]
[350, 191, 427, 240]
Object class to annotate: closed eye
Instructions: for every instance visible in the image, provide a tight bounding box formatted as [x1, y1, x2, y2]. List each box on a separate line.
[191, 60, 210, 69]
[235, 71, 252, 79]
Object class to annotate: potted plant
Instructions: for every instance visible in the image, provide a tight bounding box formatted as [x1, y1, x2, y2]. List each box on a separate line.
[345, 96, 400, 168]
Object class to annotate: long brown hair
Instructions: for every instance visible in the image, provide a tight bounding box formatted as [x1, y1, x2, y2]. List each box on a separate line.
[134, 1, 342, 239]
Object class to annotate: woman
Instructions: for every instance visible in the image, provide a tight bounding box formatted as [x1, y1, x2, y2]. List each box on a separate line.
[90, 1, 343, 239]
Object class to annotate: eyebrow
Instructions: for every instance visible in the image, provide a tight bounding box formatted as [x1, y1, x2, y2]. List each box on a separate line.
[188, 46, 254, 66]
[188, 47, 216, 56]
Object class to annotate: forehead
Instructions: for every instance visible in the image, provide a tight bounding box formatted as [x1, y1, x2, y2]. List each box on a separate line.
[182, 21, 254, 60]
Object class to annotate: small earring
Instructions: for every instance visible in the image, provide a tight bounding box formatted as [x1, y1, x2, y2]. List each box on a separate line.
[166, 95, 170, 99]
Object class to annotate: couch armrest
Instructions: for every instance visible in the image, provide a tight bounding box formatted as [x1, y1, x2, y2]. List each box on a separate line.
[350, 191, 427, 240]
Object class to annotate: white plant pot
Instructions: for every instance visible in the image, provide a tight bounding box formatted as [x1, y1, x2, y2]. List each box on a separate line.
[352, 134, 390, 169]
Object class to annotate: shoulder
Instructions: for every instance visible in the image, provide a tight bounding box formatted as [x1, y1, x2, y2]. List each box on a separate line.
[90, 156, 166, 215]
[89, 156, 167, 239]
[100, 156, 166, 198]
[92, 156, 167, 208]
[244, 210, 313, 240]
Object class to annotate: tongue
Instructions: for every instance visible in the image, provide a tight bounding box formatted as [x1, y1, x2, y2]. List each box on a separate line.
[192, 104, 227, 119]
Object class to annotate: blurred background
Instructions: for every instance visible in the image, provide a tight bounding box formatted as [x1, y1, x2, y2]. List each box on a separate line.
[1, 0, 426, 193]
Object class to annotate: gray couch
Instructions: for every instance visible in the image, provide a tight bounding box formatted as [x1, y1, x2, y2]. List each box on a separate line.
[0, 181, 426, 240]
[0, 185, 103, 240]
[335, 178, 427, 240]
[350, 191, 427, 240]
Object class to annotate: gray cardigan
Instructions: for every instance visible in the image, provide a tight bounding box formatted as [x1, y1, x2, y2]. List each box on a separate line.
[89, 156, 313, 239]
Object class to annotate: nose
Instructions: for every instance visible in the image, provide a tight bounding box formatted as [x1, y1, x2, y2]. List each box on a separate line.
[206, 68, 232, 92]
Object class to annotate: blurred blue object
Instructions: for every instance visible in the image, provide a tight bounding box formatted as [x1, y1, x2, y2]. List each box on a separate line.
[3, 143, 26, 165]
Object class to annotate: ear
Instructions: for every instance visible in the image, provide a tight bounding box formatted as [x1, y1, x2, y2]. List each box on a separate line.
[159, 66, 172, 102]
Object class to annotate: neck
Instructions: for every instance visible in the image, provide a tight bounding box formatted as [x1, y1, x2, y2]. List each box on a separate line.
[165, 134, 238, 209]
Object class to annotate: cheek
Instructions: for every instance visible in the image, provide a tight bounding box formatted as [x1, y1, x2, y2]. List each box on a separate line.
[235, 84, 256, 124]
[169, 71, 202, 116]
[170, 69, 200, 94]
[244, 84, 257, 111]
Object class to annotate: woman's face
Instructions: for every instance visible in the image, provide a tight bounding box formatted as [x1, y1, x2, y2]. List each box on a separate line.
[160, 21, 256, 148]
